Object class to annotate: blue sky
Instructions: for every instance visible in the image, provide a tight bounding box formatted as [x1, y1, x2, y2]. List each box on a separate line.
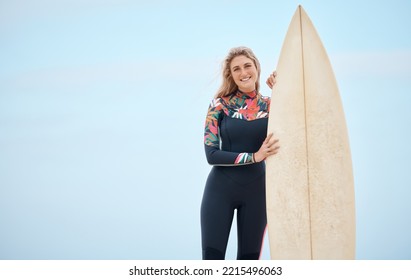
[1, 0, 410, 260]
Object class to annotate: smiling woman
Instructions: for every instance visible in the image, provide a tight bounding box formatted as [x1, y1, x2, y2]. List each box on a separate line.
[1, 0, 410, 262]
[230, 56, 259, 93]
[200, 46, 279, 260]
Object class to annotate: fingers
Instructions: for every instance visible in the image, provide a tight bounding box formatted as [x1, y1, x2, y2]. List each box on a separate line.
[267, 136, 278, 146]
[267, 144, 280, 155]
[263, 133, 280, 156]
[255, 132, 280, 162]
[264, 132, 273, 144]
[266, 139, 280, 154]
[266, 71, 278, 89]
[266, 78, 273, 89]
[265, 132, 279, 146]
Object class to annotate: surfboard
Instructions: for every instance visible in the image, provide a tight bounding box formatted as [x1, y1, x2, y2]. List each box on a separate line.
[265, 5, 355, 259]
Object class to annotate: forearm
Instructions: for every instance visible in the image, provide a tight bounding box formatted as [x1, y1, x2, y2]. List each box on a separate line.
[204, 144, 255, 166]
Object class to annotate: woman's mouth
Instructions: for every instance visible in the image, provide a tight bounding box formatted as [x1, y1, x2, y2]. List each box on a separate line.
[240, 76, 251, 82]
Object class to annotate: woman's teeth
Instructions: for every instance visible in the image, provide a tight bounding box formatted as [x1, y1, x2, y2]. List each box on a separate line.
[241, 77, 251, 82]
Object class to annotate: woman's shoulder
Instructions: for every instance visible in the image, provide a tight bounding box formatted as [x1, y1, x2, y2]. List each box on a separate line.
[257, 94, 271, 114]
[208, 95, 230, 109]
[260, 94, 270, 101]
[258, 94, 271, 106]
[208, 97, 223, 109]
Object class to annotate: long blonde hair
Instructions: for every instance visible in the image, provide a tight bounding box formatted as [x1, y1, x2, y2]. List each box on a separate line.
[215, 46, 261, 98]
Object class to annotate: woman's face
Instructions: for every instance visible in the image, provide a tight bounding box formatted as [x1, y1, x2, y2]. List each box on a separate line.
[230, 55, 258, 93]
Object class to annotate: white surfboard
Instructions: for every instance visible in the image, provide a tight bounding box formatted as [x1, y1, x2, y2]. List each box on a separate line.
[266, 5, 356, 259]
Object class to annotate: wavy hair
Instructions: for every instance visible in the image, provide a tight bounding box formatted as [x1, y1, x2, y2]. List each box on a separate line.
[215, 46, 261, 98]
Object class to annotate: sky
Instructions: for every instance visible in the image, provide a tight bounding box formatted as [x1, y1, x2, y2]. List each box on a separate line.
[0, 0, 410, 260]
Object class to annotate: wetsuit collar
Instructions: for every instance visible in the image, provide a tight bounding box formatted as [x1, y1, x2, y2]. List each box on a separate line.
[236, 90, 257, 99]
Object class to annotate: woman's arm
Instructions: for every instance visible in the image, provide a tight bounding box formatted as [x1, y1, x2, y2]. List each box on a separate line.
[203, 98, 279, 166]
[204, 98, 255, 166]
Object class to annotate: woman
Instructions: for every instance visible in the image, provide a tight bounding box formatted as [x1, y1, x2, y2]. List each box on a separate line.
[201, 46, 279, 260]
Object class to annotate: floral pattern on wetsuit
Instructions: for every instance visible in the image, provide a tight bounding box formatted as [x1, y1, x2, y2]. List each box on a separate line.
[204, 90, 270, 166]
[234, 153, 254, 164]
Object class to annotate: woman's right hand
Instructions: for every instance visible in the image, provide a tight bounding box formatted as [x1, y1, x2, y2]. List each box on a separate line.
[254, 132, 280, 162]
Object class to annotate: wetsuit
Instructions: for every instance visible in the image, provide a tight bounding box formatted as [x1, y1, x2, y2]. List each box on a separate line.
[201, 90, 270, 260]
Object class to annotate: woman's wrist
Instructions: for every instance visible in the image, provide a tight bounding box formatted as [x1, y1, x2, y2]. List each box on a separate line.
[254, 152, 261, 163]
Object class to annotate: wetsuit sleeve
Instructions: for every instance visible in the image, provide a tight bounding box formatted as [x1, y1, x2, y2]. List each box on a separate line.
[204, 98, 255, 166]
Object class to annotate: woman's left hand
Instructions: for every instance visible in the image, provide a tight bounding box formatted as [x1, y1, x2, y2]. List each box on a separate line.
[266, 71, 277, 89]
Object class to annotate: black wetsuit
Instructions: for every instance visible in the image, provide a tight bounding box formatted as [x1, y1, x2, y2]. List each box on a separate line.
[201, 90, 270, 260]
